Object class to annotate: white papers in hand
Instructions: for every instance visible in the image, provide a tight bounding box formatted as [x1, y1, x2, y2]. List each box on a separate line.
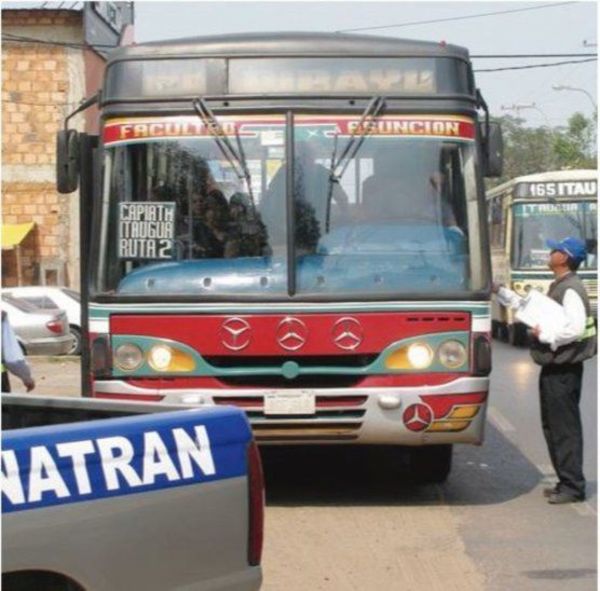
[515, 289, 566, 333]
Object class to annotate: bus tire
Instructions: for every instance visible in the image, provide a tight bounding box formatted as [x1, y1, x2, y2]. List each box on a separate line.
[491, 320, 501, 340]
[498, 322, 509, 342]
[409, 444, 452, 484]
[508, 323, 527, 347]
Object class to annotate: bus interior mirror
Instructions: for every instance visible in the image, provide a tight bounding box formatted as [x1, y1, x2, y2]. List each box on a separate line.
[480, 121, 504, 178]
[56, 129, 80, 193]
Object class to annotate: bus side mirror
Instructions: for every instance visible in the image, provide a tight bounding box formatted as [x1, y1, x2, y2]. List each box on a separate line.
[479, 121, 503, 178]
[56, 129, 80, 193]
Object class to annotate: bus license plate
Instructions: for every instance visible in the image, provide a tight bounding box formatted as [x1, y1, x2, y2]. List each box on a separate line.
[264, 392, 316, 415]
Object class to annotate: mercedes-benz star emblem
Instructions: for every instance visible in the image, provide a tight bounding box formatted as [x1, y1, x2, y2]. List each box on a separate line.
[276, 317, 308, 351]
[402, 403, 434, 432]
[332, 317, 363, 351]
[220, 317, 252, 351]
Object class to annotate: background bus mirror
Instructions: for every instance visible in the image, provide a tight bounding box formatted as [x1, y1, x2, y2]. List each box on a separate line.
[56, 129, 80, 193]
[479, 121, 504, 178]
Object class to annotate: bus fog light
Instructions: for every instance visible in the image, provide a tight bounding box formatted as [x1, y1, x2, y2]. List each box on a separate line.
[149, 344, 173, 371]
[378, 394, 402, 410]
[438, 340, 467, 369]
[114, 343, 144, 372]
[407, 342, 434, 369]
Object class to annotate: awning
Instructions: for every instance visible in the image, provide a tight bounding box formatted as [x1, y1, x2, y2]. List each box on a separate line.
[1, 222, 35, 249]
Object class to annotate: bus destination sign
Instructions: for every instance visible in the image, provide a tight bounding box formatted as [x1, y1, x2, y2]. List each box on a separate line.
[516, 179, 597, 199]
[104, 116, 474, 146]
[118, 202, 175, 260]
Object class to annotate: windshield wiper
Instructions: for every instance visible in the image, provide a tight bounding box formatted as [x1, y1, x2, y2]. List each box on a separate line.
[192, 97, 255, 206]
[325, 96, 386, 231]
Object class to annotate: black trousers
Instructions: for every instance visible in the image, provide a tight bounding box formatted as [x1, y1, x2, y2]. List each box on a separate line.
[539, 362, 585, 496]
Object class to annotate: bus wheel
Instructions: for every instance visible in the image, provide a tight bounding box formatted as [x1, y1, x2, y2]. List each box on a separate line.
[409, 444, 452, 484]
[491, 320, 502, 340]
[498, 322, 509, 342]
[508, 323, 527, 347]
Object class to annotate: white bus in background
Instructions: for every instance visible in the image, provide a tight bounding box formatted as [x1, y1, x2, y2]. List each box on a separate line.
[487, 169, 597, 345]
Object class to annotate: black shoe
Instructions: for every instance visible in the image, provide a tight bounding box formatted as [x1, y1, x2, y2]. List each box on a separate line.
[543, 485, 560, 498]
[547, 491, 585, 504]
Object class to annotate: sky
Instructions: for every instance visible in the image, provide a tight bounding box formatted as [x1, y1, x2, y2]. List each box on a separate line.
[133, 0, 598, 128]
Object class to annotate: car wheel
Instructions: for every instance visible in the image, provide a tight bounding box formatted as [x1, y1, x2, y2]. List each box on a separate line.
[68, 326, 82, 355]
[409, 444, 453, 484]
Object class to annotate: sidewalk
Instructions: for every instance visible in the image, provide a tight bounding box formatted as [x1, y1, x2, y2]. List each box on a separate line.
[8, 356, 81, 397]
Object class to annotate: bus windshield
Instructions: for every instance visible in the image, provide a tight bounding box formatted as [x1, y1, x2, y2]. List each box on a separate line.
[511, 201, 597, 270]
[97, 113, 487, 298]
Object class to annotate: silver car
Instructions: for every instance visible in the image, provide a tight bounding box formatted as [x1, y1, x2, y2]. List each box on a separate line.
[1, 294, 73, 356]
[2, 286, 82, 355]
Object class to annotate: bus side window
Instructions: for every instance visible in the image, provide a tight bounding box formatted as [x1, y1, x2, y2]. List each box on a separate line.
[489, 197, 503, 248]
[500, 200, 509, 250]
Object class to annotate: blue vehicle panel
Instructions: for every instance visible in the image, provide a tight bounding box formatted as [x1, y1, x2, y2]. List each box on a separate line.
[2, 406, 252, 513]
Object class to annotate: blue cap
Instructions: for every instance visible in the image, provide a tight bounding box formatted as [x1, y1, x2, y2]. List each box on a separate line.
[546, 237, 587, 264]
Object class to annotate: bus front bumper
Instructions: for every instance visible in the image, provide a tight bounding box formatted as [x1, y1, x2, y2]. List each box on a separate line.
[94, 376, 490, 445]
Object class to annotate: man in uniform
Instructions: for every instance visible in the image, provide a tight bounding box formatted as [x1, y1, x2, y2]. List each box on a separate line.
[494, 237, 596, 504]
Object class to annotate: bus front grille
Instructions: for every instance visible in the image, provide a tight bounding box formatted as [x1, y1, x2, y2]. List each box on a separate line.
[582, 278, 598, 295]
[251, 423, 361, 442]
[213, 394, 366, 440]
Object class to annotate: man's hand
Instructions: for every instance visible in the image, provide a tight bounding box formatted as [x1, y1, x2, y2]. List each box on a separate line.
[23, 378, 35, 392]
[531, 325, 541, 339]
[491, 282, 503, 294]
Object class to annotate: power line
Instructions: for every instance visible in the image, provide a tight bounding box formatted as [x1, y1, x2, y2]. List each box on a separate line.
[335, 1, 577, 33]
[3, 35, 596, 61]
[475, 57, 597, 72]
[471, 53, 596, 59]
[2, 33, 116, 50]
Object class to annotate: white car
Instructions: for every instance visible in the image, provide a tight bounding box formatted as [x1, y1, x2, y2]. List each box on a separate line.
[2, 287, 82, 355]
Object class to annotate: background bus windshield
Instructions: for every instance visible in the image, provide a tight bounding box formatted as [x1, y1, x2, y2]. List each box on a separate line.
[511, 201, 597, 269]
[98, 114, 486, 298]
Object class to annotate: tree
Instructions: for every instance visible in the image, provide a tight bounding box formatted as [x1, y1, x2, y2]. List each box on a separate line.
[488, 112, 597, 189]
[553, 112, 597, 170]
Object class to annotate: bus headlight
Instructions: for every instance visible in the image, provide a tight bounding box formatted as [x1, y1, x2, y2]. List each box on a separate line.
[406, 342, 434, 369]
[438, 340, 467, 369]
[114, 343, 144, 372]
[148, 343, 196, 373]
[512, 282, 528, 296]
[148, 344, 173, 371]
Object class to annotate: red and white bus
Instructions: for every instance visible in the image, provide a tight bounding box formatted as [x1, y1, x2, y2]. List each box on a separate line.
[58, 32, 503, 481]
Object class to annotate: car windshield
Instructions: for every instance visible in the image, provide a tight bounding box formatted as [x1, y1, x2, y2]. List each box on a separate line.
[512, 201, 597, 269]
[97, 113, 487, 298]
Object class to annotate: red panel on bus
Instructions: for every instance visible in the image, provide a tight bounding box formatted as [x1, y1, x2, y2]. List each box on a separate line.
[110, 312, 470, 356]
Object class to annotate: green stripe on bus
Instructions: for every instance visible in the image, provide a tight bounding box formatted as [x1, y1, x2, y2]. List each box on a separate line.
[90, 301, 491, 319]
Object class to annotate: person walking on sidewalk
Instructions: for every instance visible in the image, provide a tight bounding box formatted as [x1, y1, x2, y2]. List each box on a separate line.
[2, 310, 35, 393]
[493, 237, 596, 504]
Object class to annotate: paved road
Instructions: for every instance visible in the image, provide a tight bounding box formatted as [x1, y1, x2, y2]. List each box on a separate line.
[15, 345, 597, 590]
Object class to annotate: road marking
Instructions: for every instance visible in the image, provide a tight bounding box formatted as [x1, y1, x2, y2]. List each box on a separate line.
[487, 406, 516, 433]
[572, 502, 597, 517]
